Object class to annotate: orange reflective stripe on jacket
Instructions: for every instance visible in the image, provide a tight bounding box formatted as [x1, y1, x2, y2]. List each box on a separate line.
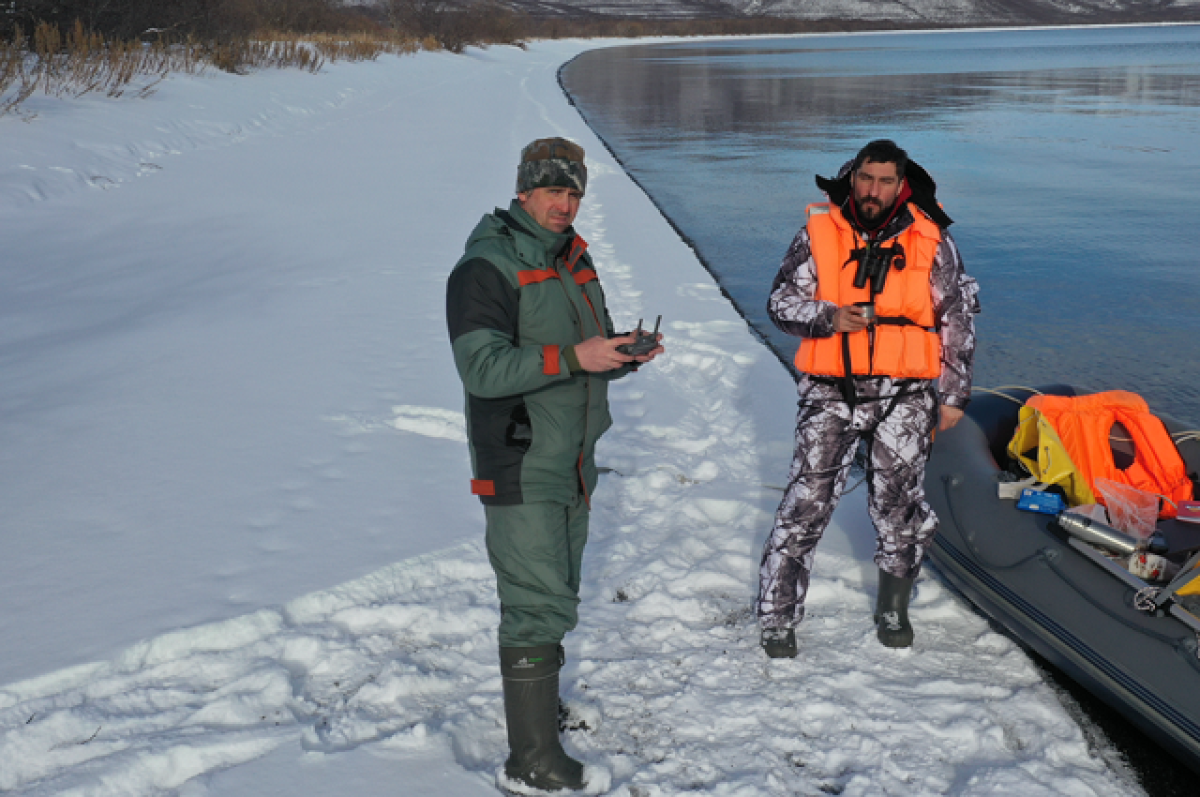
[794, 202, 943, 380]
[1028, 391, 1193, 518]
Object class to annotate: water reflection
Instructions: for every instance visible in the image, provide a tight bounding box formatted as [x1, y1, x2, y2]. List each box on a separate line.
[568, 41, 1200, 137]
[563, 26, 1200, 421]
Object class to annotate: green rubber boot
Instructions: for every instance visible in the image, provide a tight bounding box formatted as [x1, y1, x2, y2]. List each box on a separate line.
[500, 645, 584, 792]
[874, 570, 915, 648]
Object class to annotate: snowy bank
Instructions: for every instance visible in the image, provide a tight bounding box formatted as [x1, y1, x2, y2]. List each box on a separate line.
[0, 40, 1142, 795]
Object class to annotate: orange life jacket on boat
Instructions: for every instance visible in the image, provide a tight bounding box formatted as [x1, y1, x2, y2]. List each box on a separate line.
[1027, 391, 1193, 518]
[794, 202, 942, 380]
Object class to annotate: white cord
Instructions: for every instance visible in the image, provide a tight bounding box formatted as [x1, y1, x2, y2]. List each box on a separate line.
[970, 386, 1043, 405]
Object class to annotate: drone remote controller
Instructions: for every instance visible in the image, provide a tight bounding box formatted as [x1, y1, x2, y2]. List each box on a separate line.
[617, 315, 661, 357]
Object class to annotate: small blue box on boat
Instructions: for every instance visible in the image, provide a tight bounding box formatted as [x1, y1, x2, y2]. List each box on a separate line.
[1017, 488, 1067, 515]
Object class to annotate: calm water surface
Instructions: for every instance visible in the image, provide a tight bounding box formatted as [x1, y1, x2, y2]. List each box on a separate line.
[562, 25, 1200, 423]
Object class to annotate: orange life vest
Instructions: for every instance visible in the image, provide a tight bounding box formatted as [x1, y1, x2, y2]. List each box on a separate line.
[1027, 391, 1193, 518]
[794, 202, 943, 380]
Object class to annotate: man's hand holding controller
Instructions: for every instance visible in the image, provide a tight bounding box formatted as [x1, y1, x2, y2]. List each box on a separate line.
[573, 315, 664, 372]
[617, 316, 662, 357]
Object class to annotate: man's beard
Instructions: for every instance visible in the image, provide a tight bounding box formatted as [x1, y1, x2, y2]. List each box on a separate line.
[855, 196, 888, 223]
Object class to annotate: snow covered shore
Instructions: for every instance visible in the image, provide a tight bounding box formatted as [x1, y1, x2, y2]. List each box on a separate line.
[0, 40, 1144, 795]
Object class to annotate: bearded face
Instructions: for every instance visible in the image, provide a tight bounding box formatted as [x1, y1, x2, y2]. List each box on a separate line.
[851, 160, 903, 224]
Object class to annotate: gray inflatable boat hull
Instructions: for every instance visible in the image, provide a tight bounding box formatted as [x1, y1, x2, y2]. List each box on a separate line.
[925, 385, 1200, 774]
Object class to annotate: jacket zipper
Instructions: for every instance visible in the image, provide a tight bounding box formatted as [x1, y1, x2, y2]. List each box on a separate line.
[557, 258, 598, 506]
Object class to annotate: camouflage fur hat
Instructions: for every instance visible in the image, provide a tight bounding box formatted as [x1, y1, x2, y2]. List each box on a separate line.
[516, 137, 587, 195]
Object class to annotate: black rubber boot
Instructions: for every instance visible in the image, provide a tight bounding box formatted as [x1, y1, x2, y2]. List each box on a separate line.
[500, 644, 585, 792]
[760, 627, 797, 659]
[874, 570, 915, 648]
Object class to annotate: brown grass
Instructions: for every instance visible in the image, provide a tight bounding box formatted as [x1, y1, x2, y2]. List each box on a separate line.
[285, 31, 423, 62]
[1, 22, 183, 115]
[0, 22, 428, 117]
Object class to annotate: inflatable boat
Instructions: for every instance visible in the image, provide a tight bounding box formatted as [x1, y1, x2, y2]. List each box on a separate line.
[925, 385, 1200, 774]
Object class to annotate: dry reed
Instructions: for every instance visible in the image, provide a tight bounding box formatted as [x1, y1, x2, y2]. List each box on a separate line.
[0, 22, 423, 117]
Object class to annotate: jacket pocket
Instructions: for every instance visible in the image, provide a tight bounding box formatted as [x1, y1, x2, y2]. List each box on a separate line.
[505, 402, 533, 451]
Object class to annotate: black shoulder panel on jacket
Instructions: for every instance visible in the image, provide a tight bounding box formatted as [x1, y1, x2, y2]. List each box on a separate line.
[446, 257, 520, 343]
[495, 209, 533, 238]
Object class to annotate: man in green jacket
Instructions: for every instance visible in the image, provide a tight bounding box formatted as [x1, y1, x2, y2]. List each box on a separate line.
[446, 137, 662, 792]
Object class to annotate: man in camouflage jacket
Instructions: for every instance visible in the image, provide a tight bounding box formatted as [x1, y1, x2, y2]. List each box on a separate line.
[757, 140, 980, 659]
[445, 137, 662, 791]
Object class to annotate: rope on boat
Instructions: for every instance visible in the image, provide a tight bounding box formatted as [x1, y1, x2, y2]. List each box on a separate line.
[971, 387, 1199, 450]
[970, 386, 1043, 405]
[1135, 587, 1162, 613]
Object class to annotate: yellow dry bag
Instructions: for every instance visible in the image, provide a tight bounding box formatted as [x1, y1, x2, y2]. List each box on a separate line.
[1007, 405, 1097, 507]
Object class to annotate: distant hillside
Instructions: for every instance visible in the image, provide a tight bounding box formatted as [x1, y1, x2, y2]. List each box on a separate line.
[495, 0, 1200, 26]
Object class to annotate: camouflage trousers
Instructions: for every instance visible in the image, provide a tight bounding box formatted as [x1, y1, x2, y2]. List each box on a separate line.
[757, 377, 939, 630]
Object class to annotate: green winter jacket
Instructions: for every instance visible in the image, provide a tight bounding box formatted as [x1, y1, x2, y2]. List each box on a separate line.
[446, 200, 631, 506]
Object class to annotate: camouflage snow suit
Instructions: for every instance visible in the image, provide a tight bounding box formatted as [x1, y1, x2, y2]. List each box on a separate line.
[757, 202, 980, 630]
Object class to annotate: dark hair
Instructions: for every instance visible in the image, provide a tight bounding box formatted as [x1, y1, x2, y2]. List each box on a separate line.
[852, 139, 908, 179]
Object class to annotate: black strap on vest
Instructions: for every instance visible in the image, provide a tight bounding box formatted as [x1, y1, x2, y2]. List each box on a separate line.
[839, 334, 857, 408]
[837, 237, 911, 408]
[837, 315, 924, 407]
